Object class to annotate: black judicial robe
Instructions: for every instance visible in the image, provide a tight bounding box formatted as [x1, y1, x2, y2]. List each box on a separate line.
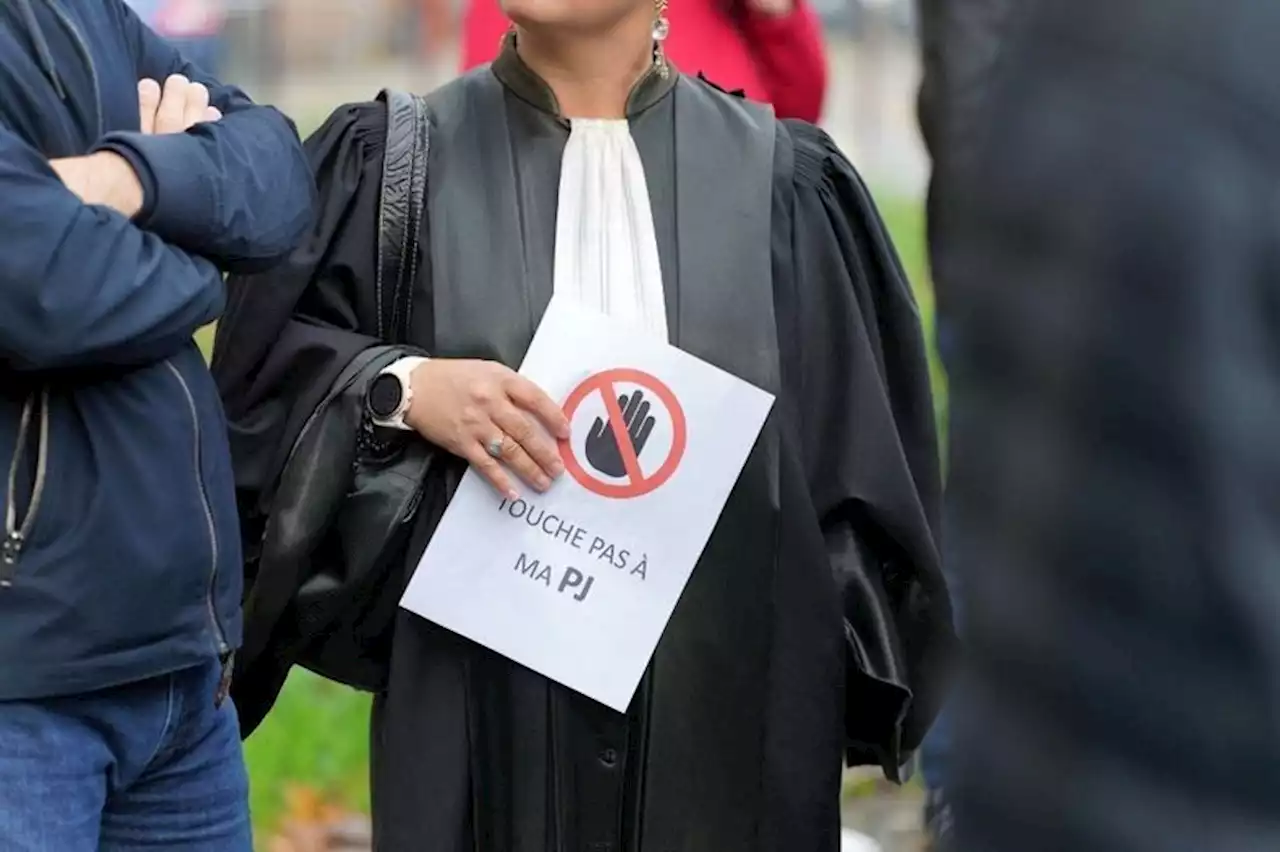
[213, 42, 952, 852]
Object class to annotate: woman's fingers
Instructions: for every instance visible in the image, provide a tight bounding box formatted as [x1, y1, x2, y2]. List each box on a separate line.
[491, 432, 553, 492]
[491, 404, 563, 485]
[505, 375, 570, 439]
[467, 447, 518, 501]
[405, 359, 569, 499]
[137, 78, 161, 133]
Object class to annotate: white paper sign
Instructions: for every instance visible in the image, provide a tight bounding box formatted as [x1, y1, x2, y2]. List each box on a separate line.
[399, 296, 774, 711]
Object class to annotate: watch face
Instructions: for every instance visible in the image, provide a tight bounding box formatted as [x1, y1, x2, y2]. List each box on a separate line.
[368, 373, 404, 420]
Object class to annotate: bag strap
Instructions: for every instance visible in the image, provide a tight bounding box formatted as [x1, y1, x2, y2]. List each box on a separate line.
[375, 89, 430, 345]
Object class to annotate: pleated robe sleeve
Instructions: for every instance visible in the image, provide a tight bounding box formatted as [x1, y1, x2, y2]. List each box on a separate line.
[210, 101, 400, 520]
[778, 120, 954, 776]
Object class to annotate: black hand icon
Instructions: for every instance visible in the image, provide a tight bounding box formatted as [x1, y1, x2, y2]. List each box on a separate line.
[584, 390, 657, 479]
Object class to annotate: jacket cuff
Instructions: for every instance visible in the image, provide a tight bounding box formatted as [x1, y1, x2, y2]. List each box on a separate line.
[93, 137, 158, 222]
[93, 131, 213, 236]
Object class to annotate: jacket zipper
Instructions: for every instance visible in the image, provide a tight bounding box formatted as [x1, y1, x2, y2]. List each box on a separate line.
[41, 0, 105, 137]
[2, 389, 50, 585]
[165, 361, 230, 658]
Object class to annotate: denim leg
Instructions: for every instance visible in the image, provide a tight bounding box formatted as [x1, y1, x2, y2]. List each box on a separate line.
[0, 698, 113, 851]
[919, 507, 965, 793]
[101, 660, 251, 852]
[919, 710, 952, 790]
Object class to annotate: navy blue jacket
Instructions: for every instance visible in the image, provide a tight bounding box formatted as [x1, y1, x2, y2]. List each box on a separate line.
[0, 0, 312, 700]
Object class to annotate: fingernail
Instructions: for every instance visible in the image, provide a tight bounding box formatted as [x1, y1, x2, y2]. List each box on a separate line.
[549, 461, 564, 477]
[507, 489, 520, 501]
[535, 476, 551, 491]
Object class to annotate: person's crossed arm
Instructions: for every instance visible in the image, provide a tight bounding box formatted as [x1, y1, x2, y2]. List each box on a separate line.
[49, 76, 221, 219]
[80, 0, 315, 273]
[0, 77, 240, 372]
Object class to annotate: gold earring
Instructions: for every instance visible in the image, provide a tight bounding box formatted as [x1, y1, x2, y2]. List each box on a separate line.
[652, 0, 670, 79]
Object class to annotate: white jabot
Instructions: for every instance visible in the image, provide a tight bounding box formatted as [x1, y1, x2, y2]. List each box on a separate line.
[380, 118, 668, 420]
[553, 118, 668, 341]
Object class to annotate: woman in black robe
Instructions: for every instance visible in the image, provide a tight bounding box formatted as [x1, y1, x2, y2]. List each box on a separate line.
[212, 0, 953, 846]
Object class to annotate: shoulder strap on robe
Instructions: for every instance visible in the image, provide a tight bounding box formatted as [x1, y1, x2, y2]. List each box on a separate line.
[375, 89, 431, 344]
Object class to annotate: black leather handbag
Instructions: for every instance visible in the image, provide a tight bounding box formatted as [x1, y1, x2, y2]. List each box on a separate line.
[231, 90, 442, 737]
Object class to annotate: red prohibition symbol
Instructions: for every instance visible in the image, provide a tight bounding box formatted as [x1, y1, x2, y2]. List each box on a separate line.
[558, 368, 687, 499]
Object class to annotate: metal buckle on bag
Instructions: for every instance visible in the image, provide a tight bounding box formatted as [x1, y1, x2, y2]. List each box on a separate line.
[214, 649, 235, 708]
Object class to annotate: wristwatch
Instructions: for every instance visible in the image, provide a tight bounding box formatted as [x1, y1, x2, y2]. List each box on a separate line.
[367, 356, 429, 430]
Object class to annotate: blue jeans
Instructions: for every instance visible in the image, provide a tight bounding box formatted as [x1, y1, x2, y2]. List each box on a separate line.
[0, 659, 251, 851]
[920, 504, 964, 793]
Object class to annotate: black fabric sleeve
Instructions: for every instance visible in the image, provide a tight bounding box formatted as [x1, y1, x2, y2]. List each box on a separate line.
[211, 102, 392, 509]
[781, 120, 955, 774]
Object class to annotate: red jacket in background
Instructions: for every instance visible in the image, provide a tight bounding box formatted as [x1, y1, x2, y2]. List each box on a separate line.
[460, 0, 829, 122]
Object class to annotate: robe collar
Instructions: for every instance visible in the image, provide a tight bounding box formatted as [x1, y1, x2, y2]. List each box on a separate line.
[490, 31, 677, 123]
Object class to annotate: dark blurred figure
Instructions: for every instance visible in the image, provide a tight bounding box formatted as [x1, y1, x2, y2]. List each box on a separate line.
[918, 1, 1280, 850]
[914, 1, 1007, 845]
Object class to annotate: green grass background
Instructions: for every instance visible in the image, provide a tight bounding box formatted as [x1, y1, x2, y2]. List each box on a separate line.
[198, 193, 937, 833]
